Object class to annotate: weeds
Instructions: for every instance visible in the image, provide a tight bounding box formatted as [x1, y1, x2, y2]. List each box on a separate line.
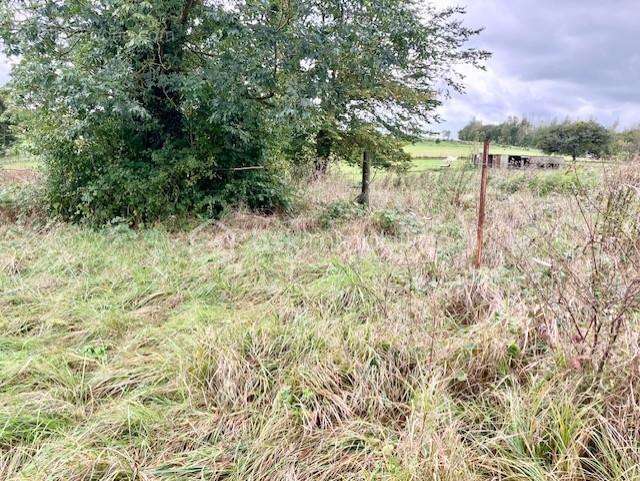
[1, 164, 638, 480]
[517, 165, 640, 376]
[497, 168, 596, 196]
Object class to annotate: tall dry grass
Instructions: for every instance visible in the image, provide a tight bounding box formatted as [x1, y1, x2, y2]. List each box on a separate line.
[0, 163, 638, 480]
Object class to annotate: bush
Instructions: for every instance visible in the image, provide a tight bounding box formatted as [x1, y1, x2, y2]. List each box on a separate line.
[530, 170, 596, 195]
[372, 208, 420, 237]
[318, 201, 366, 229]
[498, 170, 596, 196]
[39, 118, 293, 226]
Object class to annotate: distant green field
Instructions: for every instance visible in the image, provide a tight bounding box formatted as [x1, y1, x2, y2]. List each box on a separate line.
[406, 140, 544, 160]
[340, 141, 547, 178]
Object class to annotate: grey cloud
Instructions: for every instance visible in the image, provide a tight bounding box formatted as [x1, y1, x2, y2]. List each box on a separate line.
[438, 0, 640, 134]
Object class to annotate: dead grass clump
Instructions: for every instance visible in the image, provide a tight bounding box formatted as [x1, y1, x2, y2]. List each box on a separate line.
[396, 375, 482, 480]
[442, 274, 497, 326]
[180, 321, 323, 410]
[444, 319, 521, 397]
[343, 339, 421, 424]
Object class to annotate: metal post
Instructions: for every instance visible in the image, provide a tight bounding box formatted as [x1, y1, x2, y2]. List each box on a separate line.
[474, 139, 490, 268]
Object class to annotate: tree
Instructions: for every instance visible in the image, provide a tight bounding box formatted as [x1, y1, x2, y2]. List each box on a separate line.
[459, 116, 536, 146]
[0, 0, 486, 223]
[288, 3, 488, 176]
[458, 121, 500, 143]
[614, 127, 640, 160]
[537, 121, 613, 161]
[459, 119, 484, 142]
[0, 90, 15, 153]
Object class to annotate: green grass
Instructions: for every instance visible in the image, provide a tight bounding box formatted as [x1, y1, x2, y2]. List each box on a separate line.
[1, 165, 638, 480]
[405, 140, 544, 159]
[0, 153, 40, 171]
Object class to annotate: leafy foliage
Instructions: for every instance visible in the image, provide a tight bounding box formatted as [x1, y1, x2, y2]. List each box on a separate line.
[613, 127, 640, 160]
[497, 169, 596, 196]
[0, 89, 15, 153]
[459, 118, 615, 162]
[459, 117, 537, 146]
[0, 0, 485, 224]
[536, 121, 613, 160]
[372, 208, 420, 236]
[317, 200, 365, 228]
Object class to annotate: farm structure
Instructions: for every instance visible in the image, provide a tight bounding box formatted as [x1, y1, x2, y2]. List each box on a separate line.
[472, 153, 564, 169]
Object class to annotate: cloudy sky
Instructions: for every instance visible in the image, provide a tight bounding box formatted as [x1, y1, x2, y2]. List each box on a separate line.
[434, 0, 640, 136]
[1, 0, 639, 137]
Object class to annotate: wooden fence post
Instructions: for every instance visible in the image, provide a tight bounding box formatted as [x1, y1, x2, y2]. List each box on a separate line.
[474, 139, 490, 268]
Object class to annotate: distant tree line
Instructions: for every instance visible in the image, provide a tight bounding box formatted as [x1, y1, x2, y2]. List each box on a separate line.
[459, 117, 538, 147]
[459, 117, 640, 161]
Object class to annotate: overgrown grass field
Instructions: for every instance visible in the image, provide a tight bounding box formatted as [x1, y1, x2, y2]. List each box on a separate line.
[1, 162, 639, 480]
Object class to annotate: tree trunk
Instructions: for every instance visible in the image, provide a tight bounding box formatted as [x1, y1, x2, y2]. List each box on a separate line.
[357, 150, 371, 206]
[313, 129, 332, 178]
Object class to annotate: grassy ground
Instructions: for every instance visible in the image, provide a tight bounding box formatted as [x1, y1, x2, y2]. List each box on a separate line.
[1, 162, 639, 480]
[405, 140, 544, 160]
[0, 153, 40, 171]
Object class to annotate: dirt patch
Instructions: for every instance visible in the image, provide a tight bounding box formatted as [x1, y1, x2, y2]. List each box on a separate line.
[0, 169, 39, 184]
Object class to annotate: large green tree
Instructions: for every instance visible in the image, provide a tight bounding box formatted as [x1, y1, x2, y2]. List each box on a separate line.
[283, 2, 488, 175]
[0, 0, 485, 223]
[536, 121, 613, 161]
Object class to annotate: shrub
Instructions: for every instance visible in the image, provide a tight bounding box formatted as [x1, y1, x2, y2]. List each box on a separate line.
[529, 170, 596, 195]
[372, 208, 421, 237]
[40, 119, 293, 225]
[519, 166, 640, 375]
[318, 201, 366, 229]
[498, 169, 596, 196]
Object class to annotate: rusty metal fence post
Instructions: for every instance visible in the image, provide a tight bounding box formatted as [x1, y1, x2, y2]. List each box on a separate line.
[474, 139, 490, 268]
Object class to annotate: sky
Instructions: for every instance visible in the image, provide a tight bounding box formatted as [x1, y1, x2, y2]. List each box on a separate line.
[432, 0, 640, 136]
[0, 54, 9, 84]
[1, 0, 639, 137]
